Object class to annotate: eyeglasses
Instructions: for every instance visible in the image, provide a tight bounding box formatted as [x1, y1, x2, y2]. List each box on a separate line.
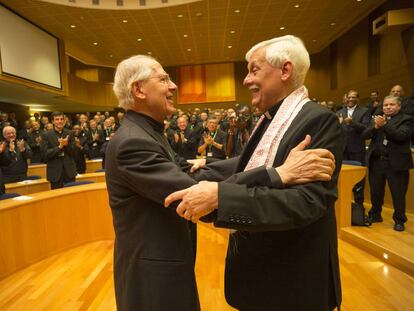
[148, 74, 172, 85]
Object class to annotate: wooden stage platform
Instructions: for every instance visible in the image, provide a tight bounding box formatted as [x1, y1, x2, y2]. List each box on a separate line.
[342, 207, 414, 277]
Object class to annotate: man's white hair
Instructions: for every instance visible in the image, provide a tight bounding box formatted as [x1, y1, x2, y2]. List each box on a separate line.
[245, 35, 310, 89]
[113, 55, 158, 111]
[2, 125, 15, 138]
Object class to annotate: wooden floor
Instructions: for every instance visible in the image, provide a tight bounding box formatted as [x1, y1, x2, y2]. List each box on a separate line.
[342, 207, 414, 276]
[1, 224, 414, 311]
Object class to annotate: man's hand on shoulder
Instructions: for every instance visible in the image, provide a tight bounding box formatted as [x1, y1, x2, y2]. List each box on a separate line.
[276, 135, 335, 186]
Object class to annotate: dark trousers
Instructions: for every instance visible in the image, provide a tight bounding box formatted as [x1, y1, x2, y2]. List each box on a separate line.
[368, 158, 409, 224]
[50, 169, 76, 189]
[343, 150, 365, 205]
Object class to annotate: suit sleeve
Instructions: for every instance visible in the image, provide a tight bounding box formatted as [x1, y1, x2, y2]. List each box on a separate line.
[383, 116, 414, 142]
[115, 136, 196, 206]
[214, 111, 343, 232]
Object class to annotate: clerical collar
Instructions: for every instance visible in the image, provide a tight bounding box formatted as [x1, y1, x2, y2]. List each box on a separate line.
[264, 99, 284, 120]
[133, 111, 164, 133]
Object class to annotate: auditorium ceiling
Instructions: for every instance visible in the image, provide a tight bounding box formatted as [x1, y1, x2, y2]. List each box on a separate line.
[1, 0, 387, 68]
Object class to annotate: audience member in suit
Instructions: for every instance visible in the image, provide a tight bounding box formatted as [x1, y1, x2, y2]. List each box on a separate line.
[189, 114, 203, 143]
[86, 119, 104, 159]
[106, 54, 335, 311]
[366, 90, 382, 116]
[171, 116, 198, 160]
[72, 125, 89, 174]
[362, 96, 414, 232]
[41, 112, 77, 189]
[336, 90, 370, 204]
[390, 85, 414, 117]
[103, 118, 115, 142]
[226, 112, 250, 158]
[166, 35, 342, 311]
[40, 115, 49, 130]
[100, 131, 114, 169]
[17, 120, 32, 141]
[0, 141, 12, 196]
[28, 121, 44, 163]
[2, 126, 32, 183]
[198, 118, 227, 160]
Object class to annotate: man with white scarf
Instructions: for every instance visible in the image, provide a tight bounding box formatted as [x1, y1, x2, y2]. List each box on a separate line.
[166, 35, 343, 311]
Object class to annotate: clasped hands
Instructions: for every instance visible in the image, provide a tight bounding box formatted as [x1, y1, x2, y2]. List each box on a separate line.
[165, 135, 336, 223]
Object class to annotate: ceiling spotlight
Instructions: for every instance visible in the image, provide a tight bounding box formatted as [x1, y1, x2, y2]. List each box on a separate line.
[137, 38, 142, 42]
[195, 12, 203, 17]
[70, 24, 76, 28]
[280, 26, 285, 30]
[228, 45, 232, 49]
[109, 54, 113, 58]
[234, 9, 240, 13]
[356, 0, 362, 2]
[147, 51, 152, 55]
[230, 30, 236, 34]
[122, 19, 128, 23]
[177, 14, 183, 18]
[294, 4, 300, 8]
[312, 39, 317, 42]
[330, 22, 336, 26]
[93, 42, 98, 46]
[183, 34, 188, 38]
[187, 48, 192, 52]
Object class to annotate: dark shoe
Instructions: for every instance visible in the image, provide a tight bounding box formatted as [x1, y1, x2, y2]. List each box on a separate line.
[394, 223, 405, 232]
[367, 215, 383, 223]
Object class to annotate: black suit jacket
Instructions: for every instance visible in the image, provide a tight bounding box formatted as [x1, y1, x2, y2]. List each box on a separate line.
[171, 127, 198, 160]
[0, 149, 12, 195]
[105, 111, 200, 311]
[41, 128, 77, 182]
[199, 102, 343, 310]
[2, 141, 32, 183]
[362, 112, 414, 171]
[336, 105, 370, 154]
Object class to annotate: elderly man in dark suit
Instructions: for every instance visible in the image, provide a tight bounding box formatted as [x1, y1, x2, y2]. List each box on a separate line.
[336, 90, 370, 204]
[166, 35, 343, 311]
[41, 112, 77, 189]
[2, 126, 32, 183]
[105, 54, 336, 311]
[362, 96, 414, 231]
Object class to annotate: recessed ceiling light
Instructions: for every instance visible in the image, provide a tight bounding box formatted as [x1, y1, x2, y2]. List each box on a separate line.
[109, 54, 113, 58]
[122, 19, 128, 23]
[187, 48, 192, 52]
[70, 24, 76, 28]
[177, 14, 183, 18]
[228, 45, 232, 49]
[195, 12, 202, 17]
[294, 4, 300, 8]
[330, 22, 336, 26]
[280, 26, 285, 30]
[356, 0, 362, 2]
[147, 52, 152, 55]
[93, 42, 98, 46]
[312, 39, 317, 42]
[230, 30, 236, 34]
[234, 9, 240, 13]
[183, 34, 188, 38]
[137, 38, 142, 42]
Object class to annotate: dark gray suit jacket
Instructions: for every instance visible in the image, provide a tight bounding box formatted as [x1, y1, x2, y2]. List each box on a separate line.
[105, 111, 200, 311]
[199, 102, 343, 311]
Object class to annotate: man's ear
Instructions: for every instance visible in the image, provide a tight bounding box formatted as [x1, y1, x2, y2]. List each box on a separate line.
[280, 61, 293, 81]
[131, 81, 146, 100]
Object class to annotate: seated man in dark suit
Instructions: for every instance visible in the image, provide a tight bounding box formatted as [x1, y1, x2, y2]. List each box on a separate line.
[0, 140, 12, 195]
[106, 54, 336, 311]
[41, 112, 77, 189]
[362, 95, 414, 232]
[2, 126, 32, 183]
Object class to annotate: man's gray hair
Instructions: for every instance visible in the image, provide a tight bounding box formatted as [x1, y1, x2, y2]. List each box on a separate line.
[2, 125, 15, 138]
[113, 55, 157, 111]
[383, 95, 402, 105]
[245, 35, 310, 89]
